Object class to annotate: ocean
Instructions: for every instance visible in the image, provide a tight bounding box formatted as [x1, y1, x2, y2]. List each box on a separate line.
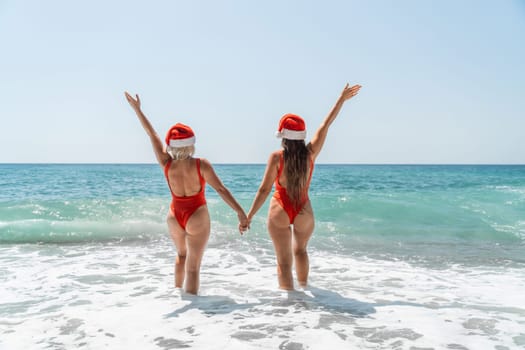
[1, 164, 524, 349]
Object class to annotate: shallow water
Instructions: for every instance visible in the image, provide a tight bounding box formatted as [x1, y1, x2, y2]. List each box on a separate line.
[1, 237, 524, 349]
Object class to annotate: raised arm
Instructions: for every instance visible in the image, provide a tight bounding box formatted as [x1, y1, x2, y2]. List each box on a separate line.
[247, 151, 280, 223]
[199, 159, 249, 234]
[124, 92, 170, 167]
[308, 83, 361, 160]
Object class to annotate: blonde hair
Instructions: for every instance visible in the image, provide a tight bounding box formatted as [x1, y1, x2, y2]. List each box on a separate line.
[167, 145, 195, 160]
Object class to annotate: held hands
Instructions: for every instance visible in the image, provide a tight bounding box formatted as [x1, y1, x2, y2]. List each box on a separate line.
[124, 91, 141, 111]
[238, 212, 250, 235]
[340, 83, 361, 102]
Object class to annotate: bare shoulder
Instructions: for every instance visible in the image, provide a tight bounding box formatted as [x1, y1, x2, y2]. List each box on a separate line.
[199, 157, 211, 166]
[263, 151, 281, 176]
[268, 150, 281, 164]
[198, 158, 214, 173]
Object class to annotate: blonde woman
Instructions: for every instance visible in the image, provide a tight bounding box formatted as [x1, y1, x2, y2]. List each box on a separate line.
[125, 92, 249, 294]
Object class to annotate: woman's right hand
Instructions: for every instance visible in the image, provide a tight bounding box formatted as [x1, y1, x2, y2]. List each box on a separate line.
[124, 92, 141, 111]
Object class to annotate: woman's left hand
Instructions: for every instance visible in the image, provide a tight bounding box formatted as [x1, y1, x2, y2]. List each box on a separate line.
[340, 83, 361, 102]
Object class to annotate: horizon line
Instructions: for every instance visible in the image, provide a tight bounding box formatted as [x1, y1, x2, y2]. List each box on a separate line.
[1, 162, 525, 166]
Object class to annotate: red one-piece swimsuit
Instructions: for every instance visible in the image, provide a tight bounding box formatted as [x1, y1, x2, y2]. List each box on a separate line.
[164, 158, 207, 230]
[272, 151, 314, 223]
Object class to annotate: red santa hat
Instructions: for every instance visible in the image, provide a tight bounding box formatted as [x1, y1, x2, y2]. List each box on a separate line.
[165, 123, 196, 147]
[275, 113, 306, 140]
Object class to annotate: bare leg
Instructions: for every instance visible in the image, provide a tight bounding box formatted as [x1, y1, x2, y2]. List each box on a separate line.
[183, 205, 210, 295]
[267, 198, 294, 290]
[167, 212, 187, 288]
[292, 201, 314, 287]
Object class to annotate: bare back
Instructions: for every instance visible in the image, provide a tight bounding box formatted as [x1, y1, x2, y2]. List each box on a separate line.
[166, 157, 203, 197]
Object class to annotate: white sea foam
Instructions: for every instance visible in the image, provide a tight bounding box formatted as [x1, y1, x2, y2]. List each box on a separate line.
[1, 237, 524, 350]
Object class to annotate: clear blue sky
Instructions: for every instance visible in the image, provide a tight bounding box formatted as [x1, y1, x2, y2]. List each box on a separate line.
[1, 1, 524, 164]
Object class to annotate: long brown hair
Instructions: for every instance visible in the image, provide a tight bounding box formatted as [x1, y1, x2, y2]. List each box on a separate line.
[282, 139, 310, 208]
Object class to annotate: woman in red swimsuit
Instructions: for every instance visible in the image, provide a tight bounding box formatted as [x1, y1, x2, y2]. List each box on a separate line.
[125, 92, 249, 295]
[247, 83, 361, 290]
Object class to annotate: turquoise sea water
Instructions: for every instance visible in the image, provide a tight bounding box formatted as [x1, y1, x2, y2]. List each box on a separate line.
[1, 164, 525, 349]
[1, 164, 524, 265]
